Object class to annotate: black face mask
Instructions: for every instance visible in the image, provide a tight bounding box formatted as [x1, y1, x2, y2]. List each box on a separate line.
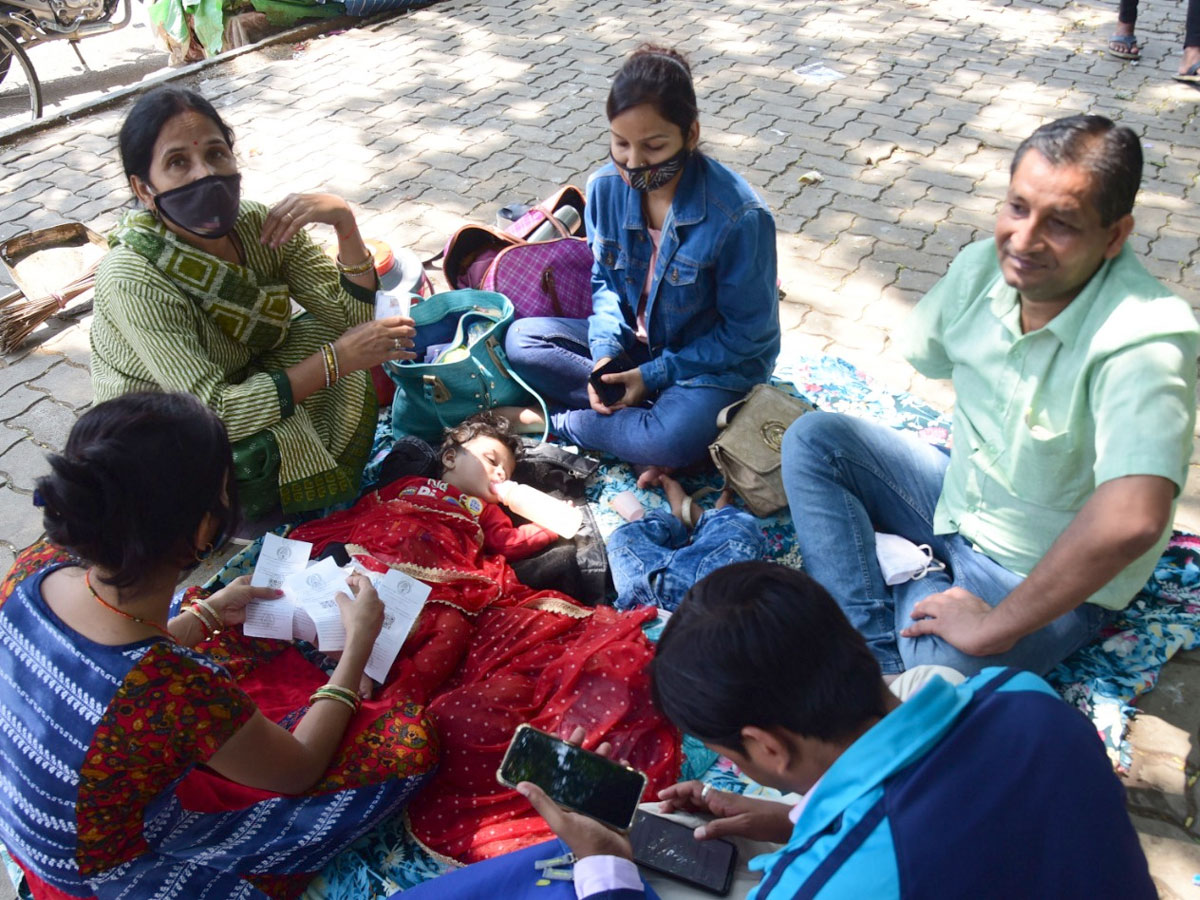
[152, 173, 242, 239]
[610, 146, 689, 192]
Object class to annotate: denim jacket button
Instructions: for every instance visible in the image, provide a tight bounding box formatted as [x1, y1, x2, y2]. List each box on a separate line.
[670, 268, 679, 283]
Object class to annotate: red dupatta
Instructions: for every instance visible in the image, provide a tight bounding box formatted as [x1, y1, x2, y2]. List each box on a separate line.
[290, 477, 681, 863]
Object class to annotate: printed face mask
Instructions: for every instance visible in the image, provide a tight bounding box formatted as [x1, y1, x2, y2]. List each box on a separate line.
[610, 146, 688, 192]
[152, 173, 242, 239]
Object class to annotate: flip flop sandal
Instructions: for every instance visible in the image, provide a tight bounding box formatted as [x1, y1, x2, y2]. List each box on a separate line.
[679, 495, 699, 529]
[1108, 33, 1141, 60]
[679, 485, 722, 529]
[1174, 61, 1200, 83]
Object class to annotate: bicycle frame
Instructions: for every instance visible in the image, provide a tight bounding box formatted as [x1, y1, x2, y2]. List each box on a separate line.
[0, 0, 131, 51]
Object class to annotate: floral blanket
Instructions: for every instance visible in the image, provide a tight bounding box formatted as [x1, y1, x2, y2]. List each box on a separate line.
[5, 355, 1172, 899]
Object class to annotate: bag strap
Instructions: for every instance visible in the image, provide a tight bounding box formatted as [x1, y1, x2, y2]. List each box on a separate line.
[483, 335, 551, 444]
[541, 268, 565, 318]
[715, 395, 749, 430]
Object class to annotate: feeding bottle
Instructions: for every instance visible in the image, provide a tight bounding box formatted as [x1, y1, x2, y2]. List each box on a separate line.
[492, 481, 582, 539]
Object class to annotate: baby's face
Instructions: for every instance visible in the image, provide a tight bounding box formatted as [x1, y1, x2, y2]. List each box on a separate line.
[442, 435, 516, 502]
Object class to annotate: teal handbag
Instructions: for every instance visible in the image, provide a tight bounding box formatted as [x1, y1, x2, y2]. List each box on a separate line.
[385, 289, 548, 442]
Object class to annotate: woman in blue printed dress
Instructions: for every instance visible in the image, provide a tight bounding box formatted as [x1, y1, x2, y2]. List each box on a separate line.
[0, 391, 436, 900]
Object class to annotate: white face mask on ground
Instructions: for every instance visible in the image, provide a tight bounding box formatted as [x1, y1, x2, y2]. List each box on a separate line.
[874, 532, 947, 586]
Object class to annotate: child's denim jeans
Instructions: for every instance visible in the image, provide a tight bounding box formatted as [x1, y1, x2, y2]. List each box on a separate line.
[607, 506, 765, 611]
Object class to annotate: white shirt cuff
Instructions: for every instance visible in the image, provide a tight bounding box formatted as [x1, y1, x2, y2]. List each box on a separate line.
[573, 854, 643, 899]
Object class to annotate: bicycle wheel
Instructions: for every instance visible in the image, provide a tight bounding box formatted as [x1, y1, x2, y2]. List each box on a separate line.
[0, 26, 41, 123]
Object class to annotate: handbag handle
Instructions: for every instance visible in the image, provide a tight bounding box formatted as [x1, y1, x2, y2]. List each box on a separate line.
[541, 268, 565, 318]
[483, 336, 551, 443]
[715, 395, 748, 430]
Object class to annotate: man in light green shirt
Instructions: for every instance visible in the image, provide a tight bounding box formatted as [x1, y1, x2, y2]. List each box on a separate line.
[782, 115, 1198, 676]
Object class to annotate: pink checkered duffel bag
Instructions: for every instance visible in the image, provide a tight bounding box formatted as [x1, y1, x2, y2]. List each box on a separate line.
[442, 186, 593, 319]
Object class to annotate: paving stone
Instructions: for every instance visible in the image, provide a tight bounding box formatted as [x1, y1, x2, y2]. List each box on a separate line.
[10, 399, 77, 452]
[0, 484, 42, 551]
[0, 385, 42, 423]
[0, 352, 59, 397]
[29, 363, 93, 411]
[0, 438, 51, 492]
[2, 0, 1199, 889]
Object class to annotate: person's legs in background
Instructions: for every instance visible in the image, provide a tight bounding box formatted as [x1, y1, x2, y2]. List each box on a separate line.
[1109, 0, 1141, 59]
[1177, 0, 1200, 79]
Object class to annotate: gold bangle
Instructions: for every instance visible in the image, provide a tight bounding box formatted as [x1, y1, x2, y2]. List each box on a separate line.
[316, 686, 357, 710]
[320, 345, 332, 388]
[182, 605, 213, 638]
[328, 342, 340, 383]
[309, 687, 359, 713]
[336, 253, 375, 276]
[194, 598, 223, 632]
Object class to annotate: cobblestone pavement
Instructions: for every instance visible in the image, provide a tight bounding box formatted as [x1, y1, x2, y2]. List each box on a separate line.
[1, 0, 1199, 893]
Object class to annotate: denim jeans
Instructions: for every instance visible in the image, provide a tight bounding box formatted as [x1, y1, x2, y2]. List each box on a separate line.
[506, 316, 740, 467]
[607, 507, 766, 611]
[780, 411, 1109, 676]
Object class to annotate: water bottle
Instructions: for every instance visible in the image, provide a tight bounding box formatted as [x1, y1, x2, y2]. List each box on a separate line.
[372, 242, 424, 320]
[492, 481, 583, 538]
[525, 205, 582, 243]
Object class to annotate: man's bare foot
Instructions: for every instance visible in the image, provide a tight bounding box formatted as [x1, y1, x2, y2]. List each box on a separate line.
[493, 405, 545, 435]
[635, 464, 676, 489]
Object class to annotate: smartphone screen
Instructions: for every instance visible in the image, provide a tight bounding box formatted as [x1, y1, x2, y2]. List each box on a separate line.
[497, 725, 648, 831]
[630, 811, 737, 896]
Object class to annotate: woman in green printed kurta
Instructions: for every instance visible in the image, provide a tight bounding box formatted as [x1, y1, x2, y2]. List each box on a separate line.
[91, 87, 416, 522]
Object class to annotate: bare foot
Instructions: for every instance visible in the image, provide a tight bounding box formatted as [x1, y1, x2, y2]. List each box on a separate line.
[635, 464, 676, 490]
[493, 405, 545, 435]
[659, 475, 689, 519]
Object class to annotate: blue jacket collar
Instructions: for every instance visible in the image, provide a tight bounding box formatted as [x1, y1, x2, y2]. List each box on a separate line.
[790, 675, 971, 845]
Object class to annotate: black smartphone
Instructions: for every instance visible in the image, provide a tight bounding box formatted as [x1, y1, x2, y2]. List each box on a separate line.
[630, 811, 738, 896]
[589, 354, 634, 406]
[496, 724, 648, 832]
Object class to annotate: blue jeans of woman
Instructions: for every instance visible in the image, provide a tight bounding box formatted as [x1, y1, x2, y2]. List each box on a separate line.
[607, 507, 766, 611]
[780, 411, 1110, 677]
[506, 317, 740, 467]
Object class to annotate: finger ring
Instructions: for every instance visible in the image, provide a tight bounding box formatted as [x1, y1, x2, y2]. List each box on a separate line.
[701, 783, 712, 800]
[285, 212, 294, 220]
[392, 338, 402, 351]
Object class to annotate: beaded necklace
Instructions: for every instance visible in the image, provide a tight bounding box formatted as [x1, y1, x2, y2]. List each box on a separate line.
[85, 569, 175, 642]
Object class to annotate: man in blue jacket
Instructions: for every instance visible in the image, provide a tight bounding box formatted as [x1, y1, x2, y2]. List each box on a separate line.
[518, 562, 1154, 899]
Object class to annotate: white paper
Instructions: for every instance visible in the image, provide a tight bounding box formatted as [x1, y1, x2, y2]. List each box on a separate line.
[243, 534, 312, 639]
[375, 289, 412, 320]
[363, 569, 431, 683]
[284, 557, 352, 652]
[793, 63, 845, 84]
[242, 595, 297, 640]
[251, 534, 312, 590]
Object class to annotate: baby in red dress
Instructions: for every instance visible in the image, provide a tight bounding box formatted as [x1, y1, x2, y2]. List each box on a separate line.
[384, 411, 559, 561]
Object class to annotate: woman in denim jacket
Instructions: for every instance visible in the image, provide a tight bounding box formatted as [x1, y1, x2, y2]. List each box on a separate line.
[505, 45, 780, 475]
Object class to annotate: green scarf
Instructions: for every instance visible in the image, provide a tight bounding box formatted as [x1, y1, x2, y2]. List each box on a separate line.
[110, 209, 292, 354]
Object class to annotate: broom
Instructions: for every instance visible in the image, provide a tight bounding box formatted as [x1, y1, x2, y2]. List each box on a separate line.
[0, 260, 99, 354]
